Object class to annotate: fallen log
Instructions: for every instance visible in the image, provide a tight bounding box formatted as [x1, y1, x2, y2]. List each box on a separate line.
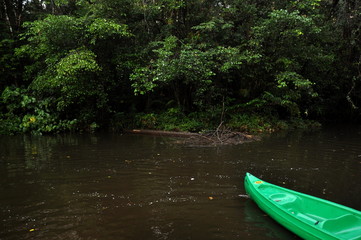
[124, 129, 198, 137]
[124, 129, 259, 145]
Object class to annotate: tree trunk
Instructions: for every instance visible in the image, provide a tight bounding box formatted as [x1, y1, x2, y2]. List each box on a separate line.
[2, 0, 14, 35]
[1, 0, 24, 35]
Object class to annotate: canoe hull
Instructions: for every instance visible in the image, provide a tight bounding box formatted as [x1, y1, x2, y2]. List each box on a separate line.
[244, 173, 361, 240]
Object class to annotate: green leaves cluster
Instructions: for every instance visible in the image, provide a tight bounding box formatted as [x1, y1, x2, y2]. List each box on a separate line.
[131, 35, 245, 109]
[0, 87, 77, 134]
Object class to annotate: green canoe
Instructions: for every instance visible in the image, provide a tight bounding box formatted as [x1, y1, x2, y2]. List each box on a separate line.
[244, 173, 361, 240]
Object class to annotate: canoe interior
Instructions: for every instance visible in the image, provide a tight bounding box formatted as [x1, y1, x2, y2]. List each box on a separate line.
[245, 173, 361, 240]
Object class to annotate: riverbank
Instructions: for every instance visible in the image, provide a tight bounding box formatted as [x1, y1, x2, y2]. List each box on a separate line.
[121, 111, 321, 145]
[117, 110, 322, 134]
[0, 106, 321, 135]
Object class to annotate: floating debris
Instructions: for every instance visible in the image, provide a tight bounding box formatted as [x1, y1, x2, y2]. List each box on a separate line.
[238, 194, 250, 199]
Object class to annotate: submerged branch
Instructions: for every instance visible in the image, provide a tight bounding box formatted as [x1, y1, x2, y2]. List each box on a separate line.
[346, 78, 358, 110]
[347, 55, 361, 110]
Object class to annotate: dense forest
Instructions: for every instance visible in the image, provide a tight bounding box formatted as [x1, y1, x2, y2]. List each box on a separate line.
[0, 0, 360, 134]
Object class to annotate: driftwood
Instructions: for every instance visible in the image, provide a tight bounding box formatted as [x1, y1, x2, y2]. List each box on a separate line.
[125, 129, 258, 145]
[125, 97, 260, 145]
[124, 129, 198, 137]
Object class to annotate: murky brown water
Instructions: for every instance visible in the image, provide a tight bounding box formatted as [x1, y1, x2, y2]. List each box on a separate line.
[1, 126, 360, 240]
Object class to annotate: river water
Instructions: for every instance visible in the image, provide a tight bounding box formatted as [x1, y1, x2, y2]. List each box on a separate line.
[1, 126, 360, 240]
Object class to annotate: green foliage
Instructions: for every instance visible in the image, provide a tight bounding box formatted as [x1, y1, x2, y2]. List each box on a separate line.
[130, 36, 216, 107]
[1, 0, 361, 134]
[56, 48, 101, 77]
[132, 108, 314, 134]
[11, 14, 132, 133]
[0, 87, 78, 134]
[0, 39, 20, 90]
[87, 18, 132, 44]
[135, 112, 157, 129]
[243, 8, 330, 118]
[51, 48, 105, 111]
[19, 15, 84, 59]
[134, 108, 211, 132]
[131, 35, 245, 110]
[227, 113, 281, 133]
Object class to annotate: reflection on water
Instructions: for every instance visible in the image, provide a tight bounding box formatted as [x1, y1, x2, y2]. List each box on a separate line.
[0, 126, 360, 240]
[243, 200, 298, 239]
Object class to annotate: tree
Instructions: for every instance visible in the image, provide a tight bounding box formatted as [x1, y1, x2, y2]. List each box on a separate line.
[9, 14, 132, 132]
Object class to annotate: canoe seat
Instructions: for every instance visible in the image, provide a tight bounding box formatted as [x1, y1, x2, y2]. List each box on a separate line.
[323, 214, 361, 239]
[269, 193, 299, 205]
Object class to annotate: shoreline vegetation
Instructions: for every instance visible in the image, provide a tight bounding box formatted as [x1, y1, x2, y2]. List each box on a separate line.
[123, 114, 321, 145]
[1, 1, 360, 136]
